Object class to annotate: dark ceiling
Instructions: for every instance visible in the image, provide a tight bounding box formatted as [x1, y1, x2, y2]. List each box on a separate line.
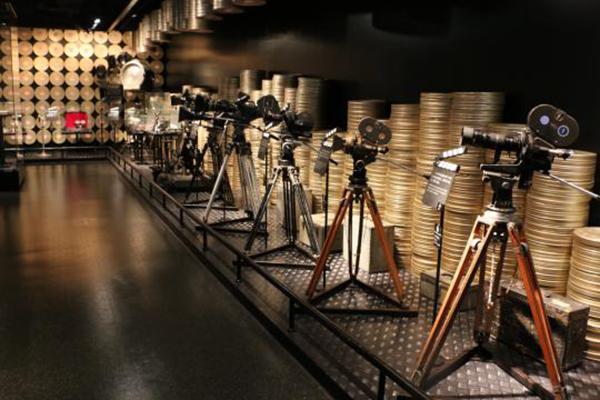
[2, 0, 141, 31]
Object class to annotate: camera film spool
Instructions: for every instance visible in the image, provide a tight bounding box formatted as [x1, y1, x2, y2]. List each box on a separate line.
[65, 87, 79, 101]
[18, 41, 32, 56]
[64, 30, 78, 42]
[33, 28, 48, 41]
[49, 71, 64, 86]
[19, 70, 34, 86]
[65, 57, 79, 72]
[35, 100, 50, 115]
[50, 86, 65, 101]
[81, 86, 94, 101]
[49, 57, 64, 72]
[34, 71, 49, 86]
[48, 42, 64, 57]
[66, 101, 80, 112]
[35, 86, 50, 101]
[358, 117, 391, 145]
[108, 44, 122, 57]
[64, 42, 79, 58]
[79, 30, 94, 43]
[37, 129, 52, 145]
[22, 115, 35, 130]
[20, 100, 34, 115]
[20, 86, 34, 101]
[94, 31, 108, 44]
[65, 71, 79, 86]
[0, 40, 10, 55]
[80, 43, 94, 58]
[34, 56, 49, 71]
[94, 44, 108, 58]
[108, 30, 122, 44]
[20, 56, 33, 71]
[33, 42, 48, 57]
[48, 29, 64, 42]
[23, 130, 36, 145]
[52, 130, 67, 144]
[80, 58, 94, 72]
[80, 72, 94, 86]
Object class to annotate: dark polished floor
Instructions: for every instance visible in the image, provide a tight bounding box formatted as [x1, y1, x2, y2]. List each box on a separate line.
[0, 162, 330, 400]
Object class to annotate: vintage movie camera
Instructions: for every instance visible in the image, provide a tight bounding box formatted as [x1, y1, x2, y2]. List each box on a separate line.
[461, 104, 578, 190]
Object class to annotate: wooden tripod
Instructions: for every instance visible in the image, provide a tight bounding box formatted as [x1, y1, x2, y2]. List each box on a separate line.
[306, 182, 417, 317]
[411, 176, 568, 400]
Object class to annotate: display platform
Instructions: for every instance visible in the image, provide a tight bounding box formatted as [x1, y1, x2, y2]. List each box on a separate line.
[116, 152, 600, 400]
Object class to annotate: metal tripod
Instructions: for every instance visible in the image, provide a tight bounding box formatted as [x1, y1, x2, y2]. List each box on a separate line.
[203, 123, 262, 234]
[184, 122, 235, 209]
[411, 173, 568, 400]
[305, 165, 418, 317]
[245, 138, 320, 268]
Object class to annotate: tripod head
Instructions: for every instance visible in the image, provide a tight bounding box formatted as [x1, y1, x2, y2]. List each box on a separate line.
[314, 117, 390, 185]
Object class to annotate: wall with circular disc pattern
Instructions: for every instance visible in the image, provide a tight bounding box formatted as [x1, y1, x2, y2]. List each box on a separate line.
[0, 27, 166, 145]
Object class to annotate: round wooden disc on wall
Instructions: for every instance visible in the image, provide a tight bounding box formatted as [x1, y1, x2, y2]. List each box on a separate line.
[19, 56, 33, 70]
[108, 30, 122, 44]
[64, 57, 79, 72]
[65, 86, 79, 101]
[149, 46, 164, 59]
[49, 71, 64, 86]
[80, 72, 93, 86]
[66, 101, 80, 112]
[95, 102, 107, 114]
[19, 86, 34, 101]
[52, 129, 67, 144]
[79, 30, 94, 43]
[94, 44, 108, 58]
[65, 71, 79, 86]
[36, 116, 50, 129]
[20, 100, 35, 115]
[0, 28, 10, 40]
[1, 55, 12, 70]
[64, 30, 78, 42]
[18, 28, 33, 41]
[80, 86, 94, 101]
[81, 101, 94, 114]
[48, 29, 64, 42]
[94, 31, 108, 43]
[94, 58, 108, 68]
[80, 43, 94, 58]
[49, 57, 64, 72]
[0, 40, 10, 54]
[2, 70, 14, 85]
[23, 130, 36, 145]
[50, 86, 65, 101]
[35, 86, 50, 101]
[81, 131, 95, 143]
[34, 56, 49, 71]
[48, 42, 63, 57]
[33, 28, 48, 41]
[96, 129, 110, 143]
[50, 100, 65, 113]
[94, 88, 101, 100]
[34, 71, 49, 86]
[22, 115, 35, 130]
[37, 129, 52, 144]
[64, 42, 79, 57]
[154, 75, 164, 87]
[150, 60, 164, 74]
[33, 42, 48, 57]
[35, 100, 50, 115]
[19, 71, 33, 86]
[3, 86, 15, 100]
[66, 132, 77, 144]
[95, 115, 107, 128]
[79, 58, 94, 72]
[87, 117, 95, 129]
[108, 44, 121, 56]
[18, 41, 33, 56]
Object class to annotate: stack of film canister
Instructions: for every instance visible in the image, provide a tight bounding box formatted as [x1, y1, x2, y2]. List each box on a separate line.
[239, 69, 262, 95]
[525, 150, 597, 294]
[261, 78, 272, 97]
[248, 88, 267, 196]
[309, 130, 327, 213]
[345, 100, 386, 209]
[482, 123, 528, 282]
[441, 92, 504, 273]
[270, 73, 295, 108]
[384, 104, 419, 268]
[295, 77, 325, 129]
[567, 227, 600, 361]
[410, 93, 452, 276]
[218, 76, 239, 101]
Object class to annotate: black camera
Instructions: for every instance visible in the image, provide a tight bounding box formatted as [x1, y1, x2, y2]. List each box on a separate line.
[461, 104, 577, 188]
[257, 95, 313, 139]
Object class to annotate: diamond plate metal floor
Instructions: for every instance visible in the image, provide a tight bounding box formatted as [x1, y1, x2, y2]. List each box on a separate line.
[134, 163, 600, 400]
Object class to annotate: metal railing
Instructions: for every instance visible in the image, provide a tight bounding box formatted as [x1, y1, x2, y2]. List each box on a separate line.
[106, 147, 429, 400]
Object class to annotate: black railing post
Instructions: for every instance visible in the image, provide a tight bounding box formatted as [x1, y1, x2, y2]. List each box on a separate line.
[162, 193, 166, 209]
[288, 298, 296, 332]
[202, 229, 208, 251]
[235, 255, 243, 283]
[138, 174, 142, 187]
[377, 370, 386, 400]
[179, 208, 184, 226]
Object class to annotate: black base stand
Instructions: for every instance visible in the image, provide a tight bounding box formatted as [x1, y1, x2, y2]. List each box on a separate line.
[250, 242, 316, 269]
[0, 162, 24, 191]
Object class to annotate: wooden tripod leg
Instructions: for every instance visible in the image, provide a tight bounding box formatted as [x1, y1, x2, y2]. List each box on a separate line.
[412, 219, 495, 387]
[507, 223, 567, 400]
[306, 189, 353, 298]
[364, 188, 404, 301]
